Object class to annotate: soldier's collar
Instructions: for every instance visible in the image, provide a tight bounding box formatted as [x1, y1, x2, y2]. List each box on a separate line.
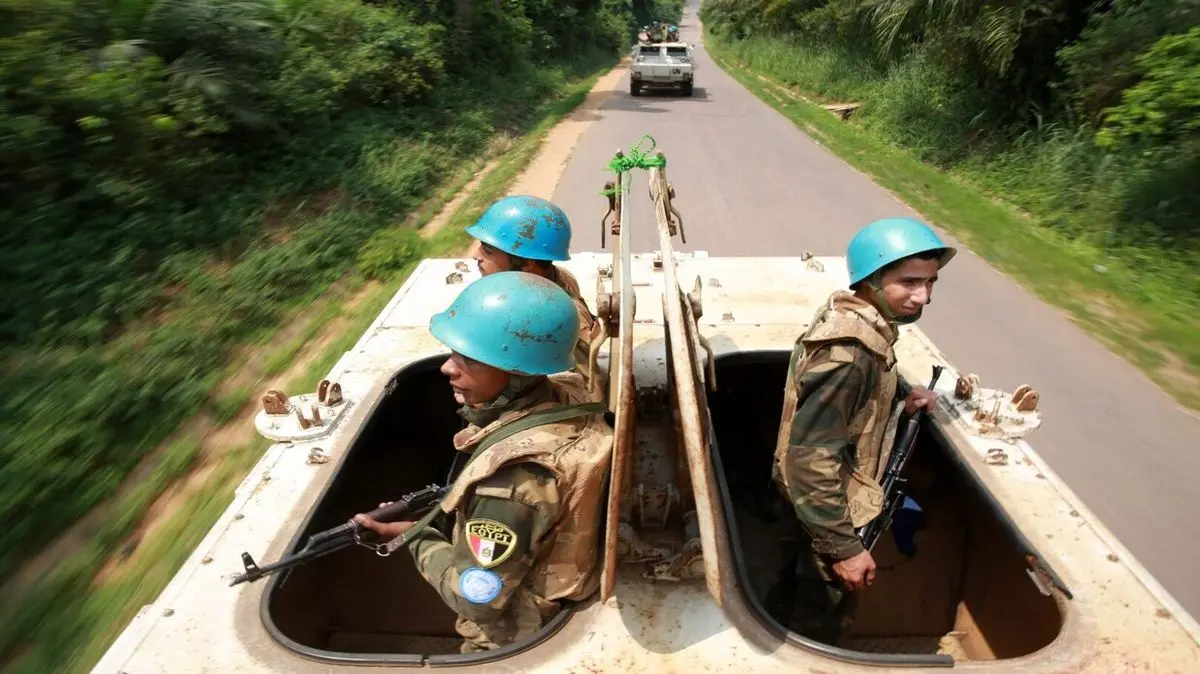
[829, 291, 898, 345]
[455, 377, 555, 444]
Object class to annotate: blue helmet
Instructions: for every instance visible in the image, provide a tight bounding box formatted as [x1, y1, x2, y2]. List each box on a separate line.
[846, 217, 956, 286]
[466, 195, 572, 262]
[429, 271, 579, 375]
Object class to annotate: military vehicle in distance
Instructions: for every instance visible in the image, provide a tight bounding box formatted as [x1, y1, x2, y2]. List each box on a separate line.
[92, 144, 1200, 673]
[630, 41, 696, 97]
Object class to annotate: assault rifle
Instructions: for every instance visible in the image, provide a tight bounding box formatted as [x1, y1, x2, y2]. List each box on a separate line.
[229, 483, 449, 586]
[857, 365, 944, 553]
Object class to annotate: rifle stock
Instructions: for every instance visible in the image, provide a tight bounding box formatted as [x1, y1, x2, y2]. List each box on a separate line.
[229, 483, 448, 586]
[857, 365, 943, 552]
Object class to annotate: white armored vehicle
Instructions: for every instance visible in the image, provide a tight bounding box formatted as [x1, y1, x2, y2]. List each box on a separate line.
[631, 41, 696, 96]
[93, 142, 1200, 673]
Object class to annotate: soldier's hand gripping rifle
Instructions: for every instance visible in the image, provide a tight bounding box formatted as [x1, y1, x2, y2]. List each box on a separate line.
[229, 483, 448, 586]
[857, 365, 944, 553]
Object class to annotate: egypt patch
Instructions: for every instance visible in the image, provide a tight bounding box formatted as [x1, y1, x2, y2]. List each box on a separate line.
[464, 518, 518, 568]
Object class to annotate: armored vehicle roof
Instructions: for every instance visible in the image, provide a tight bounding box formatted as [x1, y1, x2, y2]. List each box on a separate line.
[92, 150, 1200, 674]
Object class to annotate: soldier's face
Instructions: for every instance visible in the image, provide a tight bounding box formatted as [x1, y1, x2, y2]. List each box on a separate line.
[472, 240, 542, 277]
[878, 257, 940, 318]
[441, 352, 510, 406]
[472, 240, 517, 276]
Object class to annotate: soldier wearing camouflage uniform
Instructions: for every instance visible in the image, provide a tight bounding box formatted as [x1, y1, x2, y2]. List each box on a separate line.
[354, 271, 614, 653]
[466, 195, 605, 397]
[766, 217, 956, 645]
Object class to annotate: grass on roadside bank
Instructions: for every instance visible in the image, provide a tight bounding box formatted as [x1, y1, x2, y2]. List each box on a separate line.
[704, 34, 1200, 413]
[0, 59, 614, 674]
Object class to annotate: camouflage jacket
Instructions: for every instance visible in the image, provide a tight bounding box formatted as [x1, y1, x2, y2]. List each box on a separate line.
[772, 291, 906, 561]
[409, 372, 614, 652]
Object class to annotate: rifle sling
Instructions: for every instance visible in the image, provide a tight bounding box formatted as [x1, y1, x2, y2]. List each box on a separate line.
[383, 402, 607, 553]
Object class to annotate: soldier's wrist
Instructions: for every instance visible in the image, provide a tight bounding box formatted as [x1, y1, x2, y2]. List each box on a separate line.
[830, 539, 865, 561]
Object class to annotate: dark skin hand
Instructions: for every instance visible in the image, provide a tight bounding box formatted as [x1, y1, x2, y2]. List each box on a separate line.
[903, 387, 938, 415]
[832, 549, 877, 590]
[354, 501, 416, 541]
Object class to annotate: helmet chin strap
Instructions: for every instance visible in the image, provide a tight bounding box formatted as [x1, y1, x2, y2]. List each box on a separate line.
[458, 373, 545, 427]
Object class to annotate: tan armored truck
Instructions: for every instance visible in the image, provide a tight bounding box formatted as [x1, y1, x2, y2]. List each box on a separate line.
[92, 145, 1200, 673]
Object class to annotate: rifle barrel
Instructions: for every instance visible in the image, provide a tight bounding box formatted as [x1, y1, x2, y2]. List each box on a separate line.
[228, 484, 447, 586]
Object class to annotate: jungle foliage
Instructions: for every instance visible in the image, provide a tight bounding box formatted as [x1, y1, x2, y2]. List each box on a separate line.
[0, 0, 684, 585]
[701, 0, 1199, 370]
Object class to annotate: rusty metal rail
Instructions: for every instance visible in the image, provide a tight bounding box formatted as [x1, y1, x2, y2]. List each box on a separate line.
[597, 154, 637, 603]
[646, 153, 728, 599]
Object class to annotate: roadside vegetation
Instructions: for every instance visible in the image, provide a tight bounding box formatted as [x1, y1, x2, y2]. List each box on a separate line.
[0, 0, 683, 671]
[701, 0, 1199, 410]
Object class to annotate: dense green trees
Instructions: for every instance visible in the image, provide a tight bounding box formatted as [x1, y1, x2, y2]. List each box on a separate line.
[702, 0, 1198, 330]
[0, 0, 682, 587]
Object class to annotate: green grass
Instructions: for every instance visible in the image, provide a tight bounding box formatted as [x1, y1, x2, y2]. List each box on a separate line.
[0, 58, 615, 674]
[705, 33, 1200, 412]
[210, 387, 252, 425]
[260, 301, 343, 377]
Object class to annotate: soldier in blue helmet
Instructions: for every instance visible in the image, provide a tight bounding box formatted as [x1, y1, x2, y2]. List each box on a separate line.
[354, 271, 614, 653]
[764, 217, 956, 646]
[466, 195, 603, 394]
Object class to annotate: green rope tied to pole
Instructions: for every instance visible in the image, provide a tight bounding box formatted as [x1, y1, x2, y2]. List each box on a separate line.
[607, 134, 667, 174]
[600, 135, 667, 196]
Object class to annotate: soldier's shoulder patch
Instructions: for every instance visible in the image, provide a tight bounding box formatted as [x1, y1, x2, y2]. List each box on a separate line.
[465, 518, 518, 568]
[459, 567, 503, 605]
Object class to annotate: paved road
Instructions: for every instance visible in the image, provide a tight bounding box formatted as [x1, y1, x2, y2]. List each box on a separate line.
[553, 0, 1200, 619]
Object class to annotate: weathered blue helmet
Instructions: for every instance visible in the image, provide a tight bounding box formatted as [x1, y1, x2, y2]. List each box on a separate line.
[429, 271, 579, 375]
[846, 217, 956, 286]
[466, 195, 572, 262]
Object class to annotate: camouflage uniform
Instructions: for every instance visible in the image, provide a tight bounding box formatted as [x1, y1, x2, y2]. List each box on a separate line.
[767, 290, 906, 645]
[549, 265, 606, 397]
[409, 372, 613, 653]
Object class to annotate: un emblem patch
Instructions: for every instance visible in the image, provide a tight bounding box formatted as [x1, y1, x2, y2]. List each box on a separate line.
[459, 567, 503, 605]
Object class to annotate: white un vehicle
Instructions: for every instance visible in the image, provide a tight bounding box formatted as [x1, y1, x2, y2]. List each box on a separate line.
[631, 41, 696, 97]
[93, 142, 1200, 673]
